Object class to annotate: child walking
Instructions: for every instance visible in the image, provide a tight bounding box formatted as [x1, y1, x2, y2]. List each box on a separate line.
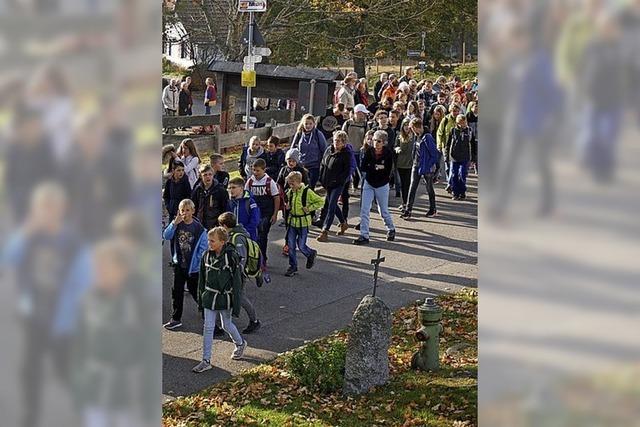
[445, 114, 477, 200]
[162, 199, 205, 330]
[192, 227, 247, 373]
[227, 177, 261, 242]
[284, 171, 324, 277]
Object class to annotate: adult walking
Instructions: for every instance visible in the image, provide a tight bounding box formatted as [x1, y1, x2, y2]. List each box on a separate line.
[290, 114, 327, 190]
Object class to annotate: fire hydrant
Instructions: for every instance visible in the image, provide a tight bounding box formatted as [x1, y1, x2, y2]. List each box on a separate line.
[411, 298, 443, 371]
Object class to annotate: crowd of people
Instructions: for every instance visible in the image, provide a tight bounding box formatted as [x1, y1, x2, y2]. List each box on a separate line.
[162, 68, 478, 373]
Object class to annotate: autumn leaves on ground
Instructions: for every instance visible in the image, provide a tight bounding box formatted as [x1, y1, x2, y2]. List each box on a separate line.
[163, 289, 478, 426]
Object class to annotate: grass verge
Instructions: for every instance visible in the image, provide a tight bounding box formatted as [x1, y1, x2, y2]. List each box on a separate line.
[163, 289, 478, 426]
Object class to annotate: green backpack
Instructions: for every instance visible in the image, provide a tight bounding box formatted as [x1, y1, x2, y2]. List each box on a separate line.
[230, 232, 263, 279]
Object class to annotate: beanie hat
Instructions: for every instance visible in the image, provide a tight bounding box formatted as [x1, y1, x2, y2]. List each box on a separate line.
[285, 148, 301, 163]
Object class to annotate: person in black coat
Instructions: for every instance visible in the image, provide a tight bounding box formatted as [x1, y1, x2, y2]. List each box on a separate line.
[263, 136, 286, 179]
[316, 131, 352, 242]
[190, 164, 229, 229]
[162, 161, 191, 222]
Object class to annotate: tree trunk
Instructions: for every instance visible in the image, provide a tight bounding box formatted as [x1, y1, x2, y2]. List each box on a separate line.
[353, 57, 366, 79]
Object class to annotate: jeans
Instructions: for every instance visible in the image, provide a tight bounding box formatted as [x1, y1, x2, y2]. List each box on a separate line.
[359, 182, 395, 239]
[172, 265, 198, 321]
[205, 105, 211, 115]
[440, 149, 449, 181]
[240, 280, 257, 322]
[449, 161, 469, 196]
[257, 216, 273, 263]
[202, 308, 242, 361]
[287, 226, 315, 269]
[307, 167, 320, 190]
[322, 186, 346, 231]
[352, 153, 362, 189]
[397, 168, 412, 206]
[407, 167, 436, 212]
[318, 181, 350, 225]
[393, 167, 402, 197]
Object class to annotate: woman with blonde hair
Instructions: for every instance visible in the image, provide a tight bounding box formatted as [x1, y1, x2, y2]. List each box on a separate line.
[290, 114, 327, 189]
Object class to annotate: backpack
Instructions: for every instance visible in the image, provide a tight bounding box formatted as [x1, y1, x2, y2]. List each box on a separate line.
[246, 176, 286, 215]
[285, 186, 310, 217]
[230, 232, 263, 279]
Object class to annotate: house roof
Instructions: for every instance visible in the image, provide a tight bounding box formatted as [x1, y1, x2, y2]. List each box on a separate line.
[207, 61, 344, 82]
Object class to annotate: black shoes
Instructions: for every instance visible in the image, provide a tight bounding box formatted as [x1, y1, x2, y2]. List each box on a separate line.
[285, 267, 298, 277]
[242, 320, 261, 334]
[306, 250, 317, 269]
[353, 236, 370, 245]
[386, 230, 396, 241]
[426, 209, 437, 217]
[400, 210, 412, 220]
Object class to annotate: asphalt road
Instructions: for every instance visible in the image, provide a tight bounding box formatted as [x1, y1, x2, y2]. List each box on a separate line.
[162, 175, 478, 400]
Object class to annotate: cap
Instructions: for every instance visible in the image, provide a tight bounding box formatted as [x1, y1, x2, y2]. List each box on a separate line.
[353, 104, 370, 115]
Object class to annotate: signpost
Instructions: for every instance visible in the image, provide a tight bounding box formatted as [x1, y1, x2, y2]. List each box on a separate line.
[239, 1, 269, 130]
[407, 50, 421, 58]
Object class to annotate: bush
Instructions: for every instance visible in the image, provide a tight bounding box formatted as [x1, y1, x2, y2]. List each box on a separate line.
[453, 63, 478, 81]
[285, 340, 346, 393]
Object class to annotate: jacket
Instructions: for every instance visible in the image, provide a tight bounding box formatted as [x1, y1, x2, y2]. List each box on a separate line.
[179, 155, 200, 188]
[162, 219, 205, 267]
[394, 135, 414, 170]
[178, 90, 190, 116]
[415, 133, 441, 176]
[162, 175, 191, 218]
[285, 184, 325, 229]
[343, 119, 368, 152]
[436, 113, 457, 151]
[319, 145, 352, 190]
[290, 128, 327, 170]
[162, 85, 179, 111]
[227, 190, 261, 241]
[189, 223, 250, 276]
[276, 164, 309, 191]
[197, 243, 242, 316]
[338, 85, 355, 109]
[445, 126, 477, 163]
[191, 181, 229, 230]
[361, 146, 394, 188]
[264, 148, 285, 179]
[344, 144, 358, 177]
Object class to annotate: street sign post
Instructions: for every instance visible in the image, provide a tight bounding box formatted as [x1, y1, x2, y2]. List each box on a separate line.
[238, 0, 267, 12]
[241, 70, 256, 88]
[252, 46, 271, 56]
[407, 50, 421, 58]
[243, 55, 262, 64]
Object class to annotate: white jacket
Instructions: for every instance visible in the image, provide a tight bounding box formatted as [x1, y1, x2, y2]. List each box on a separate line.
[180, 155, 200, 188]
[162, 85, 179, 111]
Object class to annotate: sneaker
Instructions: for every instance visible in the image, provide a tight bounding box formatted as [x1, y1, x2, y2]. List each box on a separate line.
[355, 223, 361, 231]
[192, 360, 212, 373]
[163, 320, 182, 330]
[398, 204, 405, 211]
[400, 210, 412, 220]
[353, 236, 370, 245]
[311, 219, 323, 228]
[214, 326, 224, 336]
[386, 230, 396, 241]
[242, 320, 261, 334]
[263, 271, 272, 284]
[256, 276, 264, 287]
[452, 195, 460, 200]
[306, 250, 317, 269]
[459, 194, 466, 200]
[231, 340, 247, 360]
[337, 222, 349, 236]
[316, 230, 329, 242]
[426, 209, 437, 217]
[285, 267, 298, 277]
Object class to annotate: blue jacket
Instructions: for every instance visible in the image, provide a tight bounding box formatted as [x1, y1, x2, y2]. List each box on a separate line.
[416, 133, 441, 176]
[162, 219, 205, 266]
[227, 190, 261, 241]
[345, 143, 358, 177]
[290, 128, 327, 170]
[189, 232, 208, 275]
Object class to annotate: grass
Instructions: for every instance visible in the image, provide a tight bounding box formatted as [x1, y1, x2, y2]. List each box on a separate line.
[163, 288, 478, 427]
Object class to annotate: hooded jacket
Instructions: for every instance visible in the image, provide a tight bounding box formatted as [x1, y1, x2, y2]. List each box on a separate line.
[162, 175, 191, 218]
[264, 148, 285, 179]
[319, 145, 352, 190]
[276, 164, 309, 191]
[415, 133, 441, 176]
[239, 146, 266, 179]
[227, 190, 261, 241]
[285, 184, 325, 229]
[436, 113, 457, 151]
[197, 243, 242, 316]
[290, 128, 327, 170]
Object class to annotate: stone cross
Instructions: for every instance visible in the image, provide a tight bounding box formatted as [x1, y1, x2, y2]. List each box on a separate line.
[370, 250, 385, 297]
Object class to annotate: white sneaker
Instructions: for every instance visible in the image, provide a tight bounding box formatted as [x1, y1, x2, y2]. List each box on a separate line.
[192, 360, 212, 373]
[231, 340, 247, 360]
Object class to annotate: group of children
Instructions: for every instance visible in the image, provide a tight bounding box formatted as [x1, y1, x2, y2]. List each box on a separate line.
[162, 137, 324, 372]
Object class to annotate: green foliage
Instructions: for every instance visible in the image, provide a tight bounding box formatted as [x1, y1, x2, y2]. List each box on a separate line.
[453, 63, 478, 81]
[162, 57, 189, 78]
[285, 340, 346, 393]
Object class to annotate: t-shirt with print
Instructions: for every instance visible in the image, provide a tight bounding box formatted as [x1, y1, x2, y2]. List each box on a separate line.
[245, 175, 279, 219]
[175, 220, 204, 269]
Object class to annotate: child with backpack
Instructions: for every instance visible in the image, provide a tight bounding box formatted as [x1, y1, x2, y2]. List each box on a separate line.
[192, 227, 247, 373]
[227, 177, 261, 242]
[218, 212, 262, 334]
[276, 148, 309, 256]
[284, 171, 324, 277]
[162, 199, 205, 330]
[245, 159, 281, 277]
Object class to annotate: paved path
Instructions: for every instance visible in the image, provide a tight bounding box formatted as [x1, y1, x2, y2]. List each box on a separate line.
[163, 175, 478, 399]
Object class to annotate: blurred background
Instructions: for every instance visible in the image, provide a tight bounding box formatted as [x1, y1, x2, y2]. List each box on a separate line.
[479, 0, 640, 425]
[0, 0, 160, 426]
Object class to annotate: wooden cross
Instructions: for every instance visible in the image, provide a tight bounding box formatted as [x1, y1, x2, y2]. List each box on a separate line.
[370, 250, 386, 297]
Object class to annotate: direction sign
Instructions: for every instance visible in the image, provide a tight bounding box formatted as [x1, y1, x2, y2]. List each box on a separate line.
[244, 55, 263, 64]
[252, 46, 272, 56]
[407, 50, 421, 58]
[238, 0, 267, 12]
